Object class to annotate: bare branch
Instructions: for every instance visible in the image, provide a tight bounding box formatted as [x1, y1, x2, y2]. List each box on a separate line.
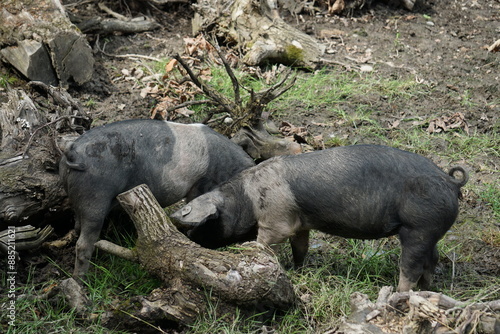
[165, 99, 215, 113]
[95, 240, 138, 262]
[255, 70, 296, 106]
[210, 38, 242, 107]
[172, 54, 235, 115]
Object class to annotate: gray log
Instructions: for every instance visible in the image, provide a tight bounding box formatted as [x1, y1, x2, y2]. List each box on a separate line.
[96, 184, 296, 327]
[0, 0, 94, 86]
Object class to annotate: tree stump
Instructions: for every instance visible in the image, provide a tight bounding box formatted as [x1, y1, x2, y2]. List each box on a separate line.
[192, 0, 324, 68]
[95, 184, 296, 327]
[0, 83, 90, 231]
[0, 0, 94, 86]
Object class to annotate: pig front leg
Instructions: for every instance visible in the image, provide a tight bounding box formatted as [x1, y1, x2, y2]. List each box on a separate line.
[290, 230, 310, 267]
[256, 215, 303, 261]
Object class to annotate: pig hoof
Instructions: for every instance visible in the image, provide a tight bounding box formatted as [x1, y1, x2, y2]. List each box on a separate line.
[401, 0, 416, 10]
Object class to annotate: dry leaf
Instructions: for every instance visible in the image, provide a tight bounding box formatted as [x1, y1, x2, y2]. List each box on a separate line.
[165, 59, 178, 73]
[329, 0, 345, 15]
[427, 112, 469, 135]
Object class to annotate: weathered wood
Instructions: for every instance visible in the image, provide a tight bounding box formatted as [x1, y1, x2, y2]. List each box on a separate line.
[0, 0, 94, 86]
[0, 225, 54, 255]
[76, 16, 161, 35]
[0, 40, 58, 85]
[0, 84, 90, 231]
[192, 0, 324, 68]
[96, 184, 296, 326]
[336, 287, 500, 334]
[95, 240, 138, 262]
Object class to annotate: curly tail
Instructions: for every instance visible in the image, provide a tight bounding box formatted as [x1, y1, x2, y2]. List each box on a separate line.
[448, 166, 468, 188]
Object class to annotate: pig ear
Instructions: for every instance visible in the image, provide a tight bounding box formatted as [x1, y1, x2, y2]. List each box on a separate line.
[170, 202, 219, 227]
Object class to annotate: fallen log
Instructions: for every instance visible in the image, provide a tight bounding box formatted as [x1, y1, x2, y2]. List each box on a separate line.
[70, 2, 161, 35]
[0, 83, 90, 231]
[76, 16, 161, 35]
[93, 184, 296, 327]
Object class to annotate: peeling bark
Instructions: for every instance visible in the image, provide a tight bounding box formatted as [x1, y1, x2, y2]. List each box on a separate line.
[192, 0, 324, 68]
[0, 0, 94, 86]
[96, 184, 296, 327]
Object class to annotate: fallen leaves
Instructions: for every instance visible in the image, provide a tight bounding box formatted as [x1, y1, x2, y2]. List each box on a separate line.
[279, 121, 325, 150]
[427, 112, 469, 135]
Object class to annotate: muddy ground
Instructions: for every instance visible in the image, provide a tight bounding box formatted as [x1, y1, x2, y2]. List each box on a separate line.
[66, 0, 499, 275]
[2, 0, 499, 331]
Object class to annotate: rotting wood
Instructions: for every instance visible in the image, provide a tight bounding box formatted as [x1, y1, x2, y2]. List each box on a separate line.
[192, 0, 325, 68]
[0, 83, 90, 231]
[92, 184, 296, 327]
[336, 286, 500, 334]
[0, 0, 94, 86]
[76, 16, 161, 35]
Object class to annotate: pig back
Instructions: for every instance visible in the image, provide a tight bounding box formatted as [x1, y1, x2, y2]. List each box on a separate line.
[61, 119, 254, 208]
[271, 145, 462, 239]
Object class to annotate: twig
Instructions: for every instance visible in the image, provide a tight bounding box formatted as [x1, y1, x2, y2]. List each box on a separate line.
[210, 37, 242, 107]
[319, 57, 357, 70]
[206, 113, 231, 125]
[0, 155, 24, 166]
[22, 115, 86, 158]
[64, 0, 94, 8]
[98, 2, 129, 21]
[256, 69, 296, 105]
[102, 52, 162, 62]
[166, 99, 215, 113]
[173, 54, 234, 115]
[119, 309, 169, 334]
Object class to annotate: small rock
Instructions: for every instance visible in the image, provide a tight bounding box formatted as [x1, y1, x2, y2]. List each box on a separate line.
[360, 65, 373, 72]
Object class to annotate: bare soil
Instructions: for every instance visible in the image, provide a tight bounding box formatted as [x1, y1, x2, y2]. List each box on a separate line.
[3, 0, 499, 331]
[67, 0, 499, 277]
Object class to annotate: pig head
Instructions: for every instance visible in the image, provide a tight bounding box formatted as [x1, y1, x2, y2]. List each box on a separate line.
[171, 180, 258, 248]
[172, 144, 469, 292]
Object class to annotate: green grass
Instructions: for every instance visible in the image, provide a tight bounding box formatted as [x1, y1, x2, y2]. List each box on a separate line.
[480, 183, 500, 220]
[0, 224, 161, 334]
[0, 73, 18, 89]
[269, 68, 425, 114]
[3, 63, 498, 333]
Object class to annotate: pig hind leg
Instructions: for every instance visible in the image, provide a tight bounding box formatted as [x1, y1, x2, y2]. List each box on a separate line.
[418, 244, 438, 289]
[398, 227, 441, 292]
[73, 203, 111, 279]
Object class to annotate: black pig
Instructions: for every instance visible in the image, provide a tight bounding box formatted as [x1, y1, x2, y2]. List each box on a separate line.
[60, 119, 255, 279]
[171, 145, 468, 292]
